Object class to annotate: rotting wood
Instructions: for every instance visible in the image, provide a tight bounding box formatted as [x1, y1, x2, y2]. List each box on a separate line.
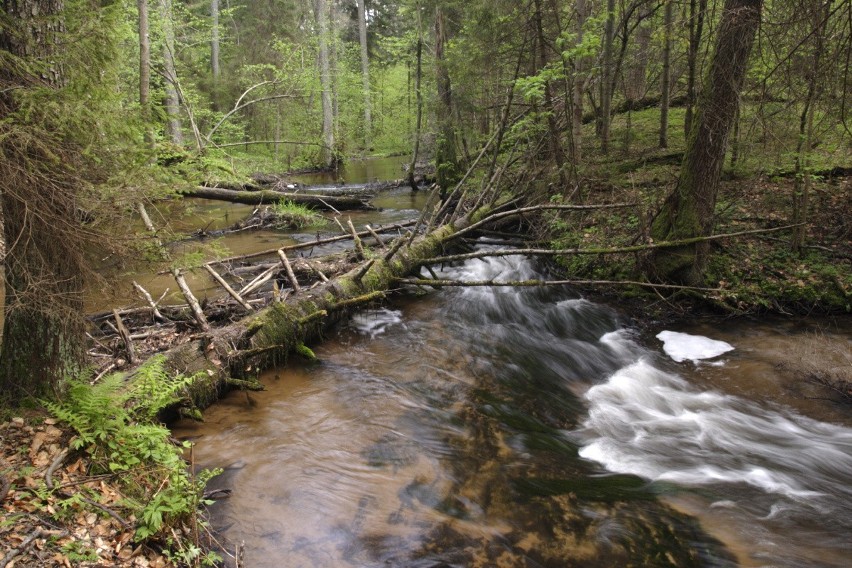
[172, 268, 210, 331]
[112, 309, 136, 365]
[365, 225, 386, 250]
[347, 218, 365, 258]
[183, 186, 373, 211]
[204, 264, 254, 311]
[132, 281, 168, 322]
[277, 250, 302, 293]
[146, 212, 485, 414]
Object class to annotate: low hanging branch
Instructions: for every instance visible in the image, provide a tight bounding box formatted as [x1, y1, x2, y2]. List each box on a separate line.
[427, 224, 804, 265]
[449, 202, 638, 242]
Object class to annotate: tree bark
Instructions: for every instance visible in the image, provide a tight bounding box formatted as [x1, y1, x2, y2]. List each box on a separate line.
[154, 213, 483, 412]
[182, 186, 374, 210]
[684, 0, 708, 139]
[0, 0, 87, 402]
[408, 27, 423, 191]
[138, 0, 153, 146]
[659, 0, 673, 148]
[210, 0, 220, 80]
[434, 5, 458, 195]
[599, 0, 616, 153]
[159, 0, 183, 145]
[357, 0, 372, 149]
[649, 0, 762, 285]
[313, 0, 336, 168]
[571, 0, 589, 162]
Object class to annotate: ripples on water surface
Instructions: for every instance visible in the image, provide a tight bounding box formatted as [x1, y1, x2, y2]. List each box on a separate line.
[174, 249, 852, 567]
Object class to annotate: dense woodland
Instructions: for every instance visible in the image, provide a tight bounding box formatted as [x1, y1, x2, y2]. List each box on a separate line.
[1, 0, 850, 565]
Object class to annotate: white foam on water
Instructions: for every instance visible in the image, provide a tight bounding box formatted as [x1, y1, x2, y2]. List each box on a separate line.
[350, 308, 404, 339]
[577, 359, 852, 506]
[656, 330, 735, 363]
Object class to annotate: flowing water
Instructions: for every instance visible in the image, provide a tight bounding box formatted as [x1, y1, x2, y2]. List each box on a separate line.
[173, 248, 852, 567]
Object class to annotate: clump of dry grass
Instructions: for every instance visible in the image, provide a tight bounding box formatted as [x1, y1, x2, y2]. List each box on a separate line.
[784, 332, 852, 404]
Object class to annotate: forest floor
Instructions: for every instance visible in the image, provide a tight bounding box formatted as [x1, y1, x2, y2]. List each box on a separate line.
[0, 412, 176, 567]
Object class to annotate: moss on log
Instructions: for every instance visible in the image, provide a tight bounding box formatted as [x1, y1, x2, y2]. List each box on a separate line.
[182, 186, 374, 211]
[157, 216, 470, 413]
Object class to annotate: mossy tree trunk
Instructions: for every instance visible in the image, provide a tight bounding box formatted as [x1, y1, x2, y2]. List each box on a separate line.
[648, 0, 762, 285]
[157, 214, 481, 412]
[0, 0, 87, 402]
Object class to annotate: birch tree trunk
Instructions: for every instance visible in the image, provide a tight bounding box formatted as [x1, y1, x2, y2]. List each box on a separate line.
[211, 0, 220, 80]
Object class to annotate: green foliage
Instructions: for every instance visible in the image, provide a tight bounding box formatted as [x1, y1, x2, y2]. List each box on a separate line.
[43, 357, 219, 543]
[270, 200, 325, 229]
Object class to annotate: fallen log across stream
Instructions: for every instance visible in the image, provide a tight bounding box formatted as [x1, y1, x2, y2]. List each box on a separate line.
[147, 213, 476, 413]
[182, 186, 375, 210]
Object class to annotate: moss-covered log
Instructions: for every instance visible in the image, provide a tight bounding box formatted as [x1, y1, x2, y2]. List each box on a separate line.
[158, 215, 476, 412]
[182, 186, 374, 211]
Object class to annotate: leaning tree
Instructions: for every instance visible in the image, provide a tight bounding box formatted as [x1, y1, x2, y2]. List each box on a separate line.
[648, 0, 763, 285]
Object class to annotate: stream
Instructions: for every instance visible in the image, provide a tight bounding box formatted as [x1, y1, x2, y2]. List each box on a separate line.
[153, 156, 852, 566]
[172, 238, 852, 566]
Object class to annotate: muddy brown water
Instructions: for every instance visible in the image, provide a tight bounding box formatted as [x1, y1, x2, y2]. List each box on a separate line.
[173, 247, 852, 567]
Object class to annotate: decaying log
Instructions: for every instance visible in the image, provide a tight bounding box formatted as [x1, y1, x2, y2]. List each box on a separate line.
[182, 186, 374, 211]
[112, 310, 137, 365]
[151, 211, 484, 413]
[172, 269, 210, 331]
[204, 264, 254, 312]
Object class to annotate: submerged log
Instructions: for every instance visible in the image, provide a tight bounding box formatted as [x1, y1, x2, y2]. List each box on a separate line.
[183, 186, 374, 210]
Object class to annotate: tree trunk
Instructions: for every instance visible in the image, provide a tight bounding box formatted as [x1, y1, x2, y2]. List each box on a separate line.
[659, 0, 673, 148]
[155, 211, 482, 413]
[649, 0, 762, 285]
[434, 5, 458, 195]
[533, 0, 568, 186]
[599, 0, 616, 154]
[138, 0, 153, 146]
[0, 0, 87, 402]
[791, 0, 830, 253]
[571, 0, 589, 162]
[357, 0, 372, 149]
[313, 0, 335, 168]
[408, 25, 423, 191]
[182, 187, 374, 210]
[211, 0, 220, 80]
[159, 0, 183, 145]
[684, 0, 708, 139]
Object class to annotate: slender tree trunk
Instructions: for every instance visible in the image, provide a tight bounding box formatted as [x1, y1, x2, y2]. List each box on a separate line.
[313, 0, 335, 168]
[434, 5, 458, 195]
[600, 0, 616, 154]
[357, 0, 372, 149]
[659, 0, 673, 148]
[533, 0, 568, 186]
[649, 0, 762, 284]
[408, 23, 423, 191]
[159, 0, 183, 145]
[211, 0, 220, 79]
[138, 0, 153, 146]
[571, 0, 588, 162]
[684, 0, 708, 139]
[0, 0, 87, 402]
[791, 0, 830, 253]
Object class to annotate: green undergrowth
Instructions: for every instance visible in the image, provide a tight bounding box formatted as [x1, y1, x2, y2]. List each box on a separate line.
[43, 356, 221, 566]
[270, 200, 325, 229]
